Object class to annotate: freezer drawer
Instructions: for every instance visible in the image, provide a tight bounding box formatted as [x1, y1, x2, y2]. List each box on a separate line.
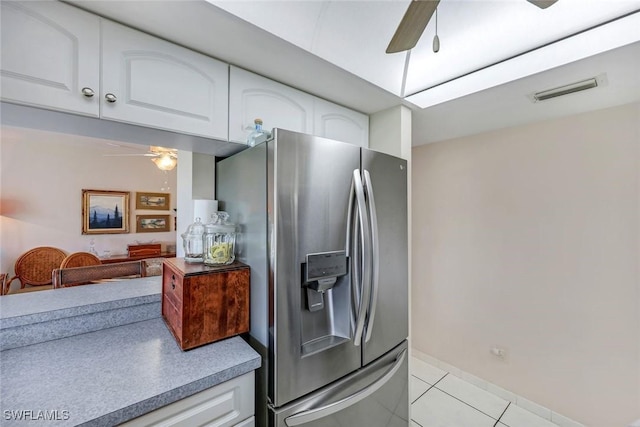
[270, 341, 408, 427]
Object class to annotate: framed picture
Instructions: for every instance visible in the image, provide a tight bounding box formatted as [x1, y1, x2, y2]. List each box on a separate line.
[136, 214, 171, 233]
[82, 189, 130, 234]
[136, 192, 170, 210]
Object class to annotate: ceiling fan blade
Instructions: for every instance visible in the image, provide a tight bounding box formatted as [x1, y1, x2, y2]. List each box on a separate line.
[525, 0, 559, 9]
[386, 0, 440, 54]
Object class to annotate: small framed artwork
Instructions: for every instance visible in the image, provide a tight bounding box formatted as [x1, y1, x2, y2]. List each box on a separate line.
[82, 189, 130, 234]
[136, 192, 170, 210]
[136, 214, 171, 233]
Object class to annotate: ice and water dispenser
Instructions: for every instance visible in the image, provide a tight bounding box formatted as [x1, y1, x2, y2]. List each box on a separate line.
[300, 251, 352, 357]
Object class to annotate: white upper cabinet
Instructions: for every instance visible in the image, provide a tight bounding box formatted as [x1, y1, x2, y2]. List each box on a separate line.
[314, 98, 369, 147]
[101, 21, 229, 140]
[1, 2, 367, 147]
[230, 66, 369, 146]
[229, 66, 314, 144]
[0, 1, 100, 116]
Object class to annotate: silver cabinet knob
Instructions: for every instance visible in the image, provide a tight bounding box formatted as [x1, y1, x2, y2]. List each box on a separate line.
[105, 93, 117, 103]
[81, 87, 95, 98]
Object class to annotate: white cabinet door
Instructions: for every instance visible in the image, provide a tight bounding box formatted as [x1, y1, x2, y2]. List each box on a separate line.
[0, 1, 100, 116]
[120, 371, 254, 427]
[234, 416, 255, 427]
[229, 66, 314, 144]
[101, 20, 229, 140]
[314, 99, 369, 147]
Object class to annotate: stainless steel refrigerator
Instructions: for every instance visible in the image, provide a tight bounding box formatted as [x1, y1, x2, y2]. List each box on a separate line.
[216, 129, 408, 427]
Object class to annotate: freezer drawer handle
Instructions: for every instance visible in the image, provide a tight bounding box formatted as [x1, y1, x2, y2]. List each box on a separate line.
[284, 349, 407, 426]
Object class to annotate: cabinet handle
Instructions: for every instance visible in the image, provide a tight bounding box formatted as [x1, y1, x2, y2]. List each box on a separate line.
[105, 93, 117, 103]
[81, 87, 95, 98]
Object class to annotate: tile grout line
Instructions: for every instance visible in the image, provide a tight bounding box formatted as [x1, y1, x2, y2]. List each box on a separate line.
[413, 370, 505, 423]
[431, 384, 505, 422]
[494, 402, 511, 427]
[410, 373, 447, 404]
[412, 353, 576, 427]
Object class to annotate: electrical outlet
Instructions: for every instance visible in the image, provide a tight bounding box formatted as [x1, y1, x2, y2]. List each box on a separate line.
[490, 346, 506, 360]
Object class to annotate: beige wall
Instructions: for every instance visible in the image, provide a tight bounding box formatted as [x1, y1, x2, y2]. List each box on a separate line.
[0, 126, 177, 290]
[412, 102, 640, 427]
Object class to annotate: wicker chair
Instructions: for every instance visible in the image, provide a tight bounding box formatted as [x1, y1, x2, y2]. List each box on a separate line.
[52, 261, 147, 289]
[5, 247, 67, 294]
[60, 252, 101, 269]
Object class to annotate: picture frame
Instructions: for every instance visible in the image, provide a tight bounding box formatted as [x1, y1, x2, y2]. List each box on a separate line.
[136, 192, 171, 210]
[82, 189, 130, 235]
[136, 214, 171, 233]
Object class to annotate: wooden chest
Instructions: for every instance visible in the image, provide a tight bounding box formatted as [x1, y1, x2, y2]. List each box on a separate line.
[162, 258, 250, 351]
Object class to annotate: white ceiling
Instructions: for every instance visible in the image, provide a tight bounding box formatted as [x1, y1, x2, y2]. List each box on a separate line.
[69, 0, 640, 147]
[211, 0, 640, 97]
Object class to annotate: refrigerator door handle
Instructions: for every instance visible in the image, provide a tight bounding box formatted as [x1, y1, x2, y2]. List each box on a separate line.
[346, 176, 359, 329]
[363, 170, 379, 343]
[352, 169, 372, 346]
[284, 348, 407, 426]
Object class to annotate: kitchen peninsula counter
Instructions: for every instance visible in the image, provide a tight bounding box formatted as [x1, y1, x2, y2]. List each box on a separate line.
[0, 277, 260, 426]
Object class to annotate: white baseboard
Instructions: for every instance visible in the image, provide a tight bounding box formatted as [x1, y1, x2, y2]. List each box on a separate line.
[410, 348, 586, 427]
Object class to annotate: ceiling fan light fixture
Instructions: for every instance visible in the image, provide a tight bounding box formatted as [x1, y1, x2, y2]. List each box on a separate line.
[152, 154, 177, 171]
[529, 74, 607, 102]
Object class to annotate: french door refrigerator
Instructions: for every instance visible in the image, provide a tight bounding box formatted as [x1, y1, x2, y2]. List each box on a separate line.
[217, 129, 408, 427]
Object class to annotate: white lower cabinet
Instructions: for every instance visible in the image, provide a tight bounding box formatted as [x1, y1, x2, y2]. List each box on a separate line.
[120, 371, 255, 427]
[234, 416, 255, 427]
[101, 20, 229, 140]
[0, 0, 100, 116]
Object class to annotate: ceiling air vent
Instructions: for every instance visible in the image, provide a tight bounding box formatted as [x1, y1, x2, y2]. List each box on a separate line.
[528, 74, 608, 103]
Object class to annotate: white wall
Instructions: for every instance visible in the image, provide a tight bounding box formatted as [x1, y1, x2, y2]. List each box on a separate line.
[412, 102, 640, 427]
[0, 126, 177, 290]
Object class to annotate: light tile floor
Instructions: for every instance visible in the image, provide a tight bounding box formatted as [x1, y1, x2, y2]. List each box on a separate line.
[410, 357, 562, 427]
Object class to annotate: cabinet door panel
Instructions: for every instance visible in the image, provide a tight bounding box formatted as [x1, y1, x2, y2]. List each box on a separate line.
[229, 66, 313, 143]
[314, 99, 369, 147]
[0, 1, 99, 116]
[101, 20, 228, 139]
[234, 416, 255, 427]
[120, 371, 254, 427]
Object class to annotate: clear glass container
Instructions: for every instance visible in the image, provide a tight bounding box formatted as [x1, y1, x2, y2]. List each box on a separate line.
[181, 217, 205, 263]
[203, 212, 236, 266]
[247, 118, 271, 147]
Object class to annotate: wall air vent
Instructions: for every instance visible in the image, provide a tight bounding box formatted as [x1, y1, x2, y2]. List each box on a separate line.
[528, 74, 608, 103]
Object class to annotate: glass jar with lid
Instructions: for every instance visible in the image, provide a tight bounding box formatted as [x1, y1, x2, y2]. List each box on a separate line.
[203, 212, 236, 266]
[181, 217, 205, 263]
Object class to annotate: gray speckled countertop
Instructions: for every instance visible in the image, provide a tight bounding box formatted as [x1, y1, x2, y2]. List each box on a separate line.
[0, 278, 163, 350]
[0, 277, 161, 328]
[0, 319, 260, 426]
[0, 273, 261, 426]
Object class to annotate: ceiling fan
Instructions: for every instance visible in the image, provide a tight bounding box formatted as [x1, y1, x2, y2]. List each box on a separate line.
[103, 146, 178, 170]
[386, 0, 559, 54]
